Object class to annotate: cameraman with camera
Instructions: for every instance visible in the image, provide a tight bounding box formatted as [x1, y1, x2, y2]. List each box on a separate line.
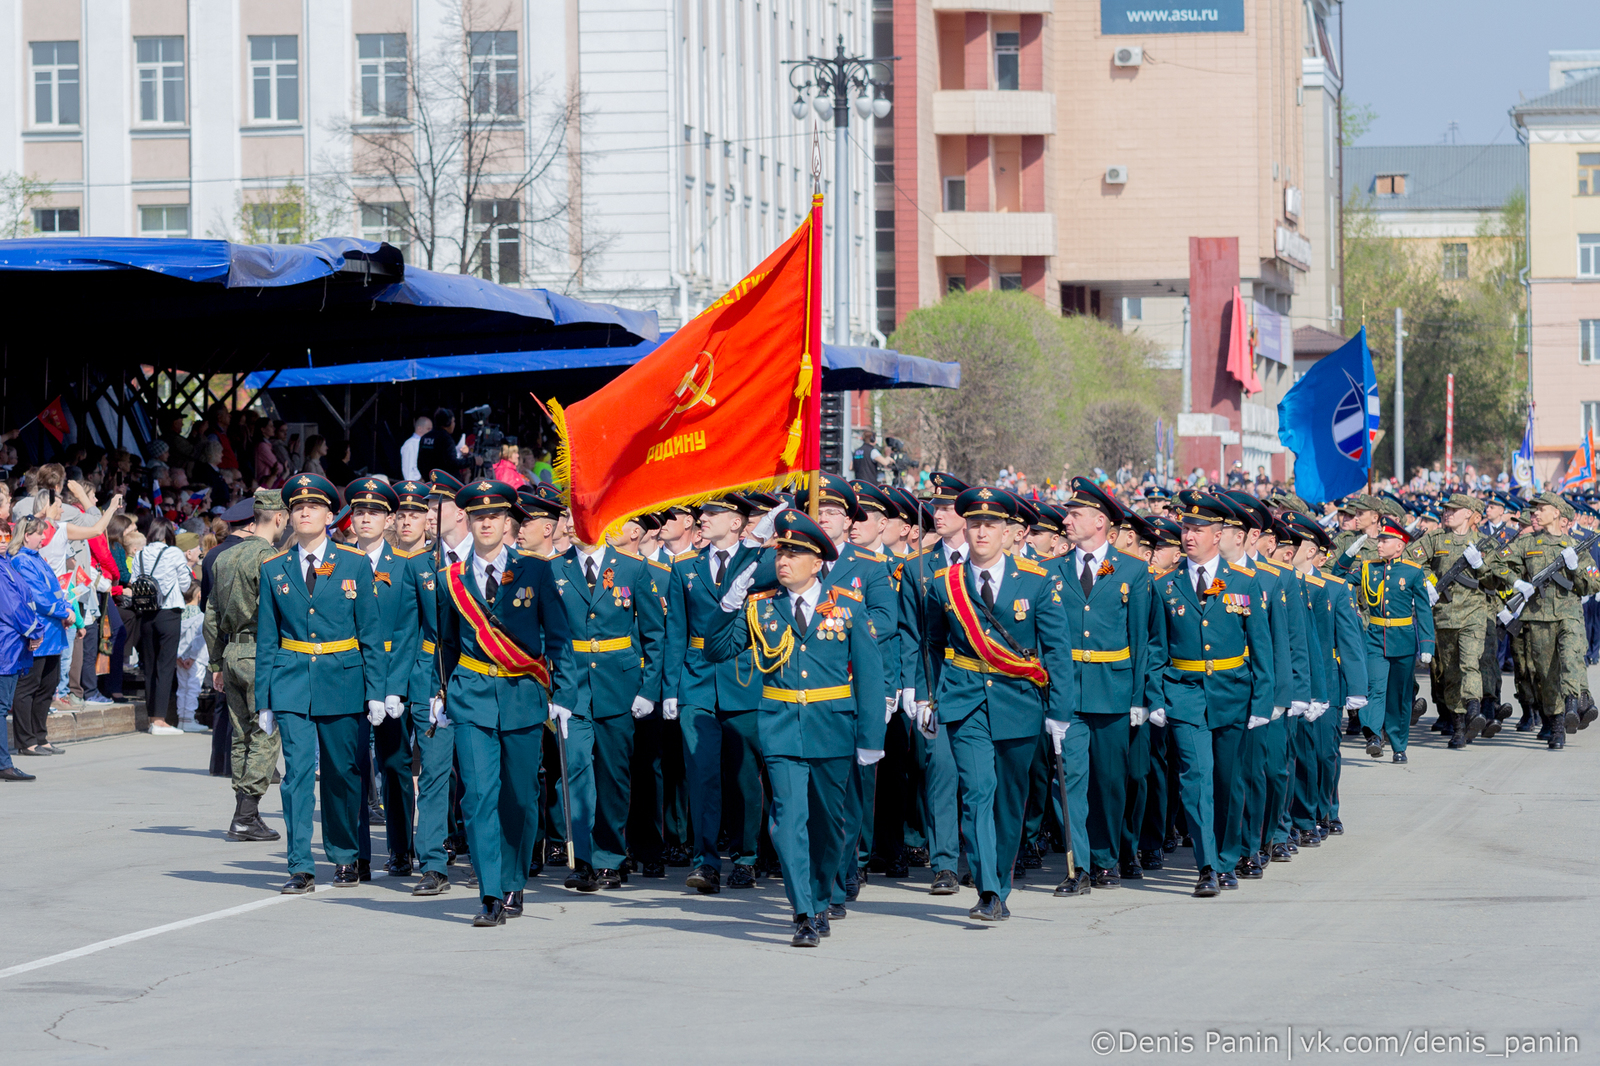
[417, 409, 468, 481]
[852, 432, 891, 485]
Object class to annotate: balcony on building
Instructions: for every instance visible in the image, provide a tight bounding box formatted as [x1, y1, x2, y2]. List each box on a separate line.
[933, 211, 1056, 257]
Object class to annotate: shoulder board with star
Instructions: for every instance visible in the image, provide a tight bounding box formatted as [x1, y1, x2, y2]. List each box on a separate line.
[748, 589, 781, 602]
[614, 548, 644, 561]
[831, 586, 865, 602]
[1014, 557, 1048, 576]
[1255, 559, 1282, 576]
[1304, 573, 1326, 587]
[392, 546, 427, 559]
[263, 548, 290, 564]
[513, 548, 540, 559]
[335, 543, 366, 555]
[934, 566, 950, 578]
[858, 548, 887, 562]
[1152, 567, 1179, 580]
[671, 549, 702, 563]
[1228, 562, 1255, 577]
[647, 558, 672, 573]
[1319, 571, 1346, 585]
[1398, 558, 1424, 570]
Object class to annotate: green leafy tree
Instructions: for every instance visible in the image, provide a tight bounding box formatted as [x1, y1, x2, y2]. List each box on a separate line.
[0, 172, 55, 238]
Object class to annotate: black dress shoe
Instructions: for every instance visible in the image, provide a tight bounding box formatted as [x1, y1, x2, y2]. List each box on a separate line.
[641, 862, 666, 878]
[412, 870, 450, 896]
[596, 868, 625, 889]
[281, 872, 315, 894]
[1053, 871, 1090, 897]
[844, 866, 863, 902]
[0, 766, 36, 781]
[1012, 859, 1027, 880]
[727, 864, 756, 889]
[546, 841, 569, 867]
[503, 890, 524, 917]
[1119, 862, 1144, 880]
[17, 746, 53, 756]
[384, 855, 414, 877]
[333, 864, 360, 886]
[958, 869, 973, 887]
[1270, 842, 1293, 861]
[1328, 819, 1344, 835]
[814, 910, 831, 937]
[529, 858, 543, 878]
[1163, 835, 1180, 854]
[791, 916, 820, 947]
[969, 892, 1002, 921]
[905, 846, 930, 867]
[473, 898, 507, 927]
[1193, 868, 1220, 897]
[357, 859, 372, 882]
[1218, 870, 1239, 889]
[565, 861, 600, 892]
[1315, 823, 1330, 841]
[929, 869, 960, 895]
[664, 845, 692, 867]
[1392, 751, 1408, 764]
[1021, 844, 1044, 870]
[827, 903, 847, 919]
[1138, 849, 1164, 870]
[1297, 829, 1321, 847]
[1236, 860, 1263, 880]
[998, 898, 1011, 920]
[1089, 867, 1121, 888]
[884, 857, 910, 878]
[686, 864, 721, 894]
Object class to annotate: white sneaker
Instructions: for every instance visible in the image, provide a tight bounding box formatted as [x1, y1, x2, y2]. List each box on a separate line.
[149, 723, 183, 735]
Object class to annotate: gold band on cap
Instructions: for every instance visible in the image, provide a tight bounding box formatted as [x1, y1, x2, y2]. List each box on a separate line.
[775, 531, 823, 553]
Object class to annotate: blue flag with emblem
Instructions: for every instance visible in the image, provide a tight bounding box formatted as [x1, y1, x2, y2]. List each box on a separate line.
[1276, 327, 1378, 505]
[1512, 404, 1535, 491]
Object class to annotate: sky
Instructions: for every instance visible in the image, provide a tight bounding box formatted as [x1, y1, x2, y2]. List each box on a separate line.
[1341, 0, 1596, 147]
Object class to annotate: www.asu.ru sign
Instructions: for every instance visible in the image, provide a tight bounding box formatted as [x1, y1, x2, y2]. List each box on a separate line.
[1101, 0, 1245, 34]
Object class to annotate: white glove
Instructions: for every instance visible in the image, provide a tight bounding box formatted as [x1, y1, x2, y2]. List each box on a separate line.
[898, 688, 917, 716]
[1424, 580, 1439, 606]
[1129, 706, 1149, 727]
[661, 697, 679, 721]
[1044, 717, 1070, 754]
[1462, 543, 1483, 569]
[631, 696, 654, 719]
[1289, 701, 1309, 717]
[885, 696, 896, 724]
[384, 695, 404, 719]
[1418, 652, 1433, 665]
[856, 748, 885, 766]
[1343, 533, 1368, 558]
[1148, 707, 1167, 727]
[550, 703, 573, 738]
[429, 696, 449, 727]
[1271, 705, 1286, 720]
[1563, 546, 1580, 570]
[914, 700, 936, 738]
[257, 710, 276, 735]
[718, 562, 760, 613]
[1307, 700, 1329, 722]
[367, 699, 386, 726]
[1248, 715, 1269, 729]
[748, 503, 791, 543]
[1513, 579, 1536, 599]
[1344, 695, 1368, 711]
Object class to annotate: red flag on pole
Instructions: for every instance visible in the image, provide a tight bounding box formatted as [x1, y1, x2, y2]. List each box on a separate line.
[37, 396, 70, 443]
[1224, 286, 1262, 395]
[548, 195, 824, 544]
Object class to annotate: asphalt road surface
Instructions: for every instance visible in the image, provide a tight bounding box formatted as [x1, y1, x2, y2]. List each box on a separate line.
[3, 682, 1596, 1064]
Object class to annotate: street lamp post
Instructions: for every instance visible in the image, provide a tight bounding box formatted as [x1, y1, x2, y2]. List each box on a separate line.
[786, 36, 893, 348]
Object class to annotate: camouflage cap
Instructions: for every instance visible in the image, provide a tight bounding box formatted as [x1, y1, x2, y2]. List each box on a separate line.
[1266, 489, 1311, 516]
[1377, 496, 1408, 520]
[1444, 493, 1484, 516]
[1532, 491, 1576, 519]
[253, 487, 286, 512]
[1336, 493, 1378, 514]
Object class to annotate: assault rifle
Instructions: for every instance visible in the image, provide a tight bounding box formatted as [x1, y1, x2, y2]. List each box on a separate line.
[1498, 526, 1600, 634]
[1436, 525, 1519, 605]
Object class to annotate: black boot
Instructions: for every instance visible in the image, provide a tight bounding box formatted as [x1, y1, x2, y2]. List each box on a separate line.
[229, 793, 280, 841]
[1432, 709, 1454, 734]
[1480, 696, 1502, 739]
[1448, 709, 1471, 749]
[1549, 707, 1567, 750]
[1537, 712, 1552, 740]
[1462, 699, 1486, 744]
[1517, 704, 1536, 732]
[1564, 695, 1580, 734]
[1410, 697, 1428, 725]
[1580, 691, 1599, 729]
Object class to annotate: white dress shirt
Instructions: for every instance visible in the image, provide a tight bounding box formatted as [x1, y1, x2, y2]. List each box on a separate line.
[576, 544, 607, 584]
[971, 555, 1007, 603]
[364, 542, 385, 572]
[787, 578, 824, 629]
[471, 545, 511, 598]
[443, 534, 473, 567]
[1074, 541, 1110, 588]
[1186, 554, 1220, 595]
[942, 539, 966, 568]
[399, 434, 423, 481]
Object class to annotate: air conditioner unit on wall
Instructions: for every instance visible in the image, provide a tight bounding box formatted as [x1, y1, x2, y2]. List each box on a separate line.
[1105, 165, 1129, 185]
[1114, 46, 1143, 67]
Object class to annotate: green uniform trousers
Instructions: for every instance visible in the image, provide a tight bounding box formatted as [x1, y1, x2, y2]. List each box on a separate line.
[1211, 719, 1250, 870]
[455, 721, 542, 901]
[1526, 619, 1580, 712]
[278, 711, 363, 873]
[374, 713, 415, 862]
[222, 647, 279, 798]
[562, 713, 635, 870]
[1242, 715, 1290, 854]
[407, 702, 454, 874]
[1138, 721, 1171, 854]
[1122, 717, 1150, 864]
[916, 723, 962, 872]
[831, 758, 877, 903]
[766, 754, 849, 917]
[1079, 712, 1132, 872]
[1364, 650, 1417, 753]
[947, 706, 1035, 900]
[1170, 720, 1219, 871]
[1435, 619, 1487, 715]
[680, 706, 763, 869]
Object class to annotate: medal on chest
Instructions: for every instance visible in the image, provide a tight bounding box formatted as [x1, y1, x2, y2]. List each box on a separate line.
[1013, 598, 1029, 621]
[342, 578, 357, 599]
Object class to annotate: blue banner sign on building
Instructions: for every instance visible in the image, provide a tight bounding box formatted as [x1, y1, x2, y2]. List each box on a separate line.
[1101, 1, 1245, 35]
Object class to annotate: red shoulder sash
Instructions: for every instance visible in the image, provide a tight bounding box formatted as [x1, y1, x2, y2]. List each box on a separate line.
[942, 562, 1049, 687]
[446, 561, 551, 692]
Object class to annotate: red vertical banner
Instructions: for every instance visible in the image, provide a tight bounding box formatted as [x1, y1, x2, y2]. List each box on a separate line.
[1444, 372, 1454, 477]
[798, 193, 824, 477]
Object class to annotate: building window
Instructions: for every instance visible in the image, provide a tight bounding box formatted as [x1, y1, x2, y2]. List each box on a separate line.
[31, 41, 80, 127]
[946, 275, 966, 294]
[1580, 154, 1600, 196]
[1583, 320, 1600, 365]
[994, 32, 1019, 91]
[943, 177, 966, 212]
[249, 36, 299, 122]
[1374, 173, 1406, 196]
[247, 201, 303, 244]
[999, 273, 1022, 291]
[1441, 242, 1469, 280]
[33, 207, 80, 236]
[361, 203, 410, 256]
[135, 37, 185, 124]
[1124, 296, 1143, 320]
[469, 32, 518, 116]
[1581, 234, 1600, 279]
[357, 34, 407, 119]
[1584, 402, 1600, 442]
[139, 205, 189, 238]
[472, 199, 520, 284]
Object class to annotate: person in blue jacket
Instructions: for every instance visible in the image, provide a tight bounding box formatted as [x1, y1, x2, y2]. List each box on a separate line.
[9, 517, 74, 759]
[0, 542, 47, 778]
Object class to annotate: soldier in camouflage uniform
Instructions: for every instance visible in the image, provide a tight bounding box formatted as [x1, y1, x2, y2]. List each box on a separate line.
[203, 488, 289, 840]
[1405, 494, 1506, 749]
[1491, 493, 1600, 750]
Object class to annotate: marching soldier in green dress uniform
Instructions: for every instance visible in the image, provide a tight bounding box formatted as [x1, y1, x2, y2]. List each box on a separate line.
[549, 526, 667, 889]
[1333, 520, 1435, 762]
[705, 509, 886, 946]
[256, 474, 393, 892]
[434, 479, 577, 926]
[916, 486, 1076, 920]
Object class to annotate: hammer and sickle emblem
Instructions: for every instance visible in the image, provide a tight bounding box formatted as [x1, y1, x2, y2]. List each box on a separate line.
[660, 351, 718, 429]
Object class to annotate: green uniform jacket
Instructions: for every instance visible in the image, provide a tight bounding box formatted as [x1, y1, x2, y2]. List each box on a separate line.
[917, 556, 1077, 737]
[1313, 570, 1369, 701]
[1152, 560, 1275, 729]
[1334, 555, 1436, 658]
[664, 544, 762, 710]
[1406, 527, 1509, 628]
[395, 545, 445, 706]
[256, 541, 388, 715]
[824, 544, 899, 702]
[705, 587, 887, 758]
[897, 542, 958, 692]
[550, 547, 668, 716]
[436, 549, 577, 730]
[203, 535, 278, 663]
[1252, 557, 1309, 708]
[366, 541, 421, 701]
[1491, 529, 1600, 623]
[1047, 547, 1161, 716]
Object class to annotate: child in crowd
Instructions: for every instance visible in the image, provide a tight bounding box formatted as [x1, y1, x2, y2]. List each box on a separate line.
[174, 581, 209, 734]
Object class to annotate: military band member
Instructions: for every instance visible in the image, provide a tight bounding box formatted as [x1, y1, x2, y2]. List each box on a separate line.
[705, 510, 887, 946]
[434, 479, 576, 926]
[256, 474, 392, 893]
[918, 486, 1076, 920]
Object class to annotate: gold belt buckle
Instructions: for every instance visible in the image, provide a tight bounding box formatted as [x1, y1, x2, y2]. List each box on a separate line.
[589, 638, 600, 652]
[313, 642, 323, 655]
[797, 690, 808, 705]
[1204, 659, 1214, 675]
